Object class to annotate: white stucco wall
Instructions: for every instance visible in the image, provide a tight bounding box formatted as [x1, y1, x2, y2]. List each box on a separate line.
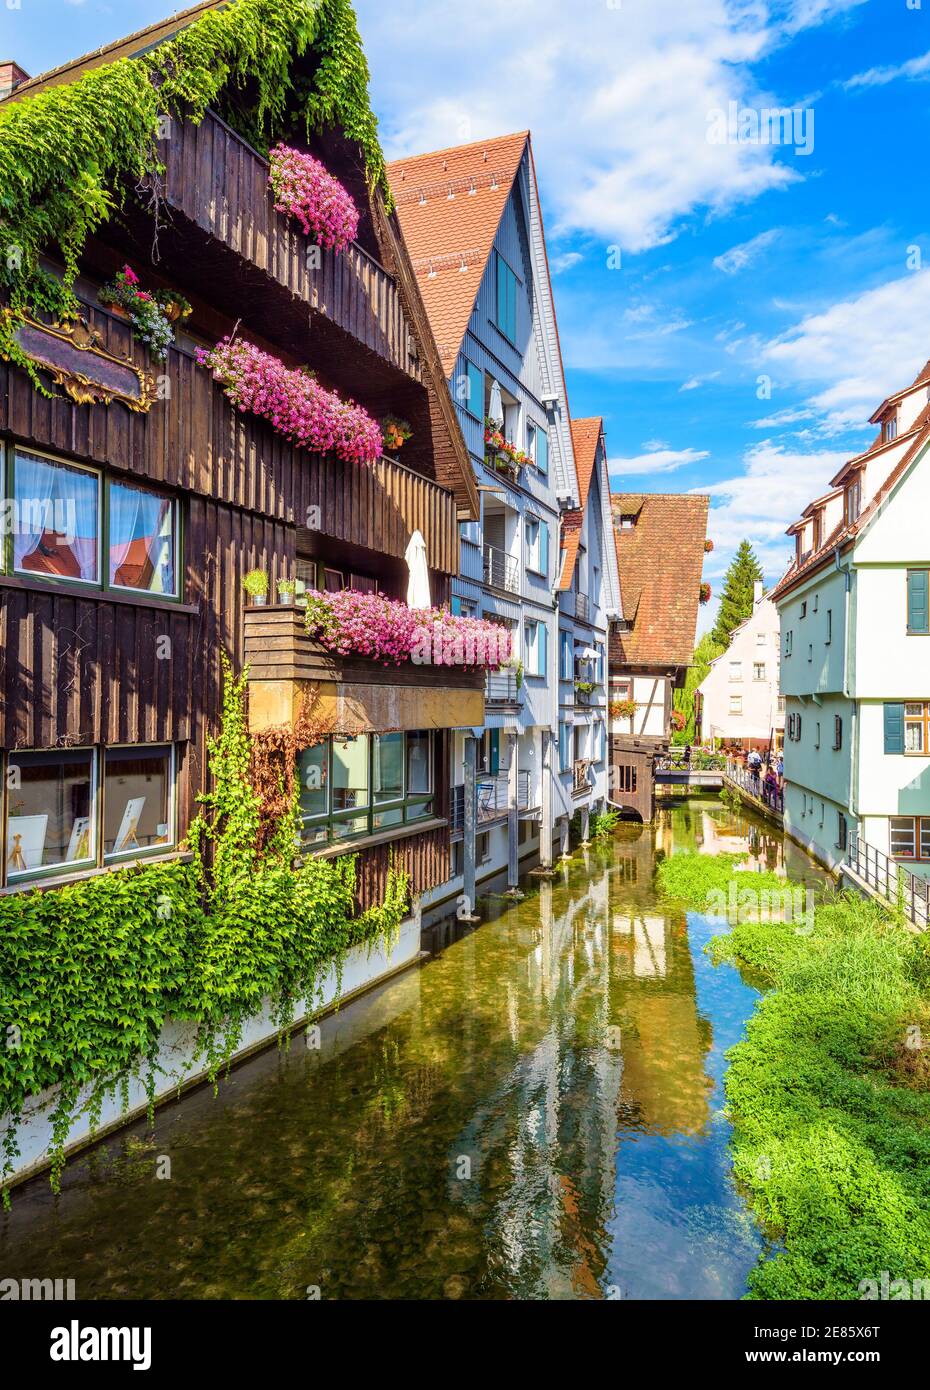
[699, 594, 782, 743]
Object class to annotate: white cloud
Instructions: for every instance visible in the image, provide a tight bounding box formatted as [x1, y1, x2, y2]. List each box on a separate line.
[713, 227, 781, 274]
[759, 270, 930, 434]
[610, 445, 710, 476]
[680, 371, 721, 391]
[358, 0, 858, 255]
[551, 250, 583, 273]
[697, 440, 848, 586]
[844, 49, 930, 90]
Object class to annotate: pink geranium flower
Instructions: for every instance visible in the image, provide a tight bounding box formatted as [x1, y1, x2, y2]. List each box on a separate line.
[268, 144, 360, 253]
[304, 589, 512, 670]
[197, 337, 382, 466]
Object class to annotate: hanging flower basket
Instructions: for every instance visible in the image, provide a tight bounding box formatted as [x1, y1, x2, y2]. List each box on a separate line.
[670, 709, 686, 731]
[484, 420, 531, 474]
[97, 264, 175, 361]
[381, 415, 412, 452]
[268, 144, 360, 252]
[196, 336, 382, 466]
[609, 698, 637, 720]
[704, 539, 714, 553]
[303, 589, 512, 669]
[699, 582, 712, 604]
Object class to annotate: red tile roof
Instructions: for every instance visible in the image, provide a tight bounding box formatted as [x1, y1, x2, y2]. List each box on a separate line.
[610, 493, 709, 668]
[387, 132, 529, 374]
[570, 417, 601, 510]
[557, 509, 584, 591]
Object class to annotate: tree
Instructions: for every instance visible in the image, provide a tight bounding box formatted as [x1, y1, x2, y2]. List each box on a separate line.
[672, 632, 725, 744]
[711, 539, 763, 647]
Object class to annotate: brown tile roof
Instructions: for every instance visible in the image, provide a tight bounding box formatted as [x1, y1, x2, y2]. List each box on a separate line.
[387, 132, 529, 374]
[557, 509, 584, 591]
[570, 417, 601, 510]
[610, 493, 709, 668]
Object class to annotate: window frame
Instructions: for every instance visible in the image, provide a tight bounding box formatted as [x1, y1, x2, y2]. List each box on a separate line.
[495, 251, 518, 343]
[299, 731, 437, 847]
[904, 702, 930, 755]
[1, 741, 178, 888]
[3, 443, 183, 604]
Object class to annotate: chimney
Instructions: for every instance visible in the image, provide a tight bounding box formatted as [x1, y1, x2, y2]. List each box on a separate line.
[0, 62, 30, 101]
[753, 580, 764, 606]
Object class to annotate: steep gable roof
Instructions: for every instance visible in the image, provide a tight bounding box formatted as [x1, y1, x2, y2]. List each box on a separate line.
[387, 132, 529, 375]
[610, 493, 709, 668]
[570, 418, 601, 510]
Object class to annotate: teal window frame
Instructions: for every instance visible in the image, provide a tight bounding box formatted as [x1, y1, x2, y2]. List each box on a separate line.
[558, 722, 572, 773]
[464, 358, 484, 421]
[536, 426, 549, 476]
[3, 442, 182, 603]
[299, 731, 436, 847]
[495, 252, 518, 343]
[559, 630, 573, 681]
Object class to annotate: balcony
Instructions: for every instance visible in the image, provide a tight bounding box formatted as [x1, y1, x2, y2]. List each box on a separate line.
[573, 760, 593, 797]
[483, 543, 519, 594]
[160, 109, 419, 381]
[485, 671, 522, 708]
[243, 606, 485, 735]
[450, 770, 533, 832]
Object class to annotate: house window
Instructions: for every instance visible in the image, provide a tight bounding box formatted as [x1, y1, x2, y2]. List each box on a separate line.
[2, 743, 178, 887]
[729, 695, 742, 715]
[535, 426, 548, 476]
[800, 601, 807, 619]
[322, 567, 345, 593]
[753, 662, 766, 681]
[477, 831, 491, 864]
[815, 721, 821, 750]
[904, 702, 930, 753]
[559, 722, 572, 773]
[785, 630, 793, 656]
[756, 632, 766, 646]
[907, 569, 929, 634]
[559, 629, 573, 681]
[350, 573, 378, 594]
[845, 476, 861, 525]
[616, 764, 637, 793]
[524, 516, 549, 577]
[6, 447, 180, 599]
[462, 358, 484, 420]
[298, 732, 436, 846]
[5, 749, 95, 880]
[833, 716, 842, 750]
[103, 746, 173, 859]
[890, 817, 917, 859]
[495, 251, 518, 343]
[808, 643, 813, 662]
[109, 480, 177, 595]
[729, 661, 742, 682]
[882, 414, 898, 444]
[812, 511, 822, 552]
[826, 609, 832, 644]
[788, 712, 803, 741]
[777, 695, 785, 713]
[524, 619, 547, 676]
[837, 812, 848, 853]
[890, 817, 930, 860]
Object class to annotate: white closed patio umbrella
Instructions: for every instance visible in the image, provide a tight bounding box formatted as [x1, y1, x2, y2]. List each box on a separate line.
[405, 529, 432, 609]
[487, 378, 504, 428]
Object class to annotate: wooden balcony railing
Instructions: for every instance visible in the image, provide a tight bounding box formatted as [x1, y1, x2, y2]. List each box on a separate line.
[163, 110, 418, 379]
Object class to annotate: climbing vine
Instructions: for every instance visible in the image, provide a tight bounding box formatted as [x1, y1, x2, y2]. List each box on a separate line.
[0, 0, 390, 380]
[0, 659, 409, 1201]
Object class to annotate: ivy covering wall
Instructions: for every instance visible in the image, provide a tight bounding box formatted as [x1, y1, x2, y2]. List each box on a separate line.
[0, 0, 389, 377]
[0, 664, 409, 1199]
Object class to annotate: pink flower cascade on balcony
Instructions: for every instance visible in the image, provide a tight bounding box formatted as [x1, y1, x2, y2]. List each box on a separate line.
[196, 337, 382, 466]
[268, 144, 360, 251]
[304, 589, 512, 669]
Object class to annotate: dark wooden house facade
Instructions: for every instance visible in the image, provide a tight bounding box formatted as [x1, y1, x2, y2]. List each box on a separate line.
[0, 3, 481, 909]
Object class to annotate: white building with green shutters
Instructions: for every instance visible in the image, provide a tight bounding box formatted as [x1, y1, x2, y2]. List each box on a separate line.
[772, 358, 930, 875]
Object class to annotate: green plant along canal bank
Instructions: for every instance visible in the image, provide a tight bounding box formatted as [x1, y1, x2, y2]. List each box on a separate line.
[0, 800, 828, 1299]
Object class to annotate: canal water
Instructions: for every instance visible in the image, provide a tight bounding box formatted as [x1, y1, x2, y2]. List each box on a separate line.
[0, 797, 826, 1300]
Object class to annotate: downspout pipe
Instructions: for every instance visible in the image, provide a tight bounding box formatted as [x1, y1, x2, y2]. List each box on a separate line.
[834, 545, 858, 823]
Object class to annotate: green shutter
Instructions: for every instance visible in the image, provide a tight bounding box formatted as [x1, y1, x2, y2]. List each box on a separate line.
[884, 702, 905, 754]
[907, 569, 929, 633]
[538, 624, 548, 678]
[466, 360, 483, 420]
[489, 728, 500, 775]
[540, 521, 549, 579]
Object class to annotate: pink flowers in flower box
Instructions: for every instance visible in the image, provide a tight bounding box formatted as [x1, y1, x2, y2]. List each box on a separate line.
[304, 589, 511, 669]
[268, 144, 360, 252]
[196, 336, 383, 466]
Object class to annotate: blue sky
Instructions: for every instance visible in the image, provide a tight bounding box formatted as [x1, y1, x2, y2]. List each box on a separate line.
[5, 0, 930, 629]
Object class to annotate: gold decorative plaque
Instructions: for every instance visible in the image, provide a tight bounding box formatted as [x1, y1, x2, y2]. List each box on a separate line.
[2, 311, 157, 412]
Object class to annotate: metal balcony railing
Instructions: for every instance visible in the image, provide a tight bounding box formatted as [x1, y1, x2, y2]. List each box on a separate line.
[846, 831, 930, 931]
[485, 671, 521, 706]
[483, 543, 519, 594]
[724, 759, 784, 814]
[451, 770, 533, 831]
[575, 592, 590, 622]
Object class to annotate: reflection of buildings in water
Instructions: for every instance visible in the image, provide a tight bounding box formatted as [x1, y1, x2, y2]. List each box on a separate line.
[612, 913, 667, 979]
